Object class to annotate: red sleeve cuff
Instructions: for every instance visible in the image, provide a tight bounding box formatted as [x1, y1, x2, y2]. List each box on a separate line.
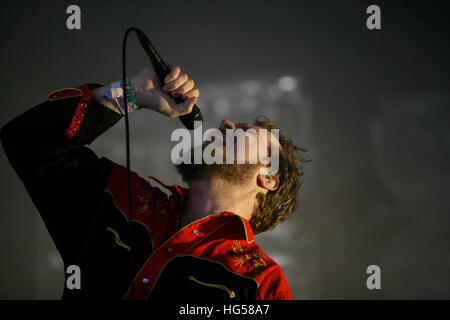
[62, 84, 93, 139]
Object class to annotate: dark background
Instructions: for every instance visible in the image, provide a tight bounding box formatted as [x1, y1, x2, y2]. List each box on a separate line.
[0, 0, 448, 299]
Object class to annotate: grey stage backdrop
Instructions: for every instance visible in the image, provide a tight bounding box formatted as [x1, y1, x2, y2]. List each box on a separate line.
[0, 0, 448, 299]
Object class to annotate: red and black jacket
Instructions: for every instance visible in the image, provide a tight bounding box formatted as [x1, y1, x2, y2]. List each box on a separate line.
[1, 84, 292, 300]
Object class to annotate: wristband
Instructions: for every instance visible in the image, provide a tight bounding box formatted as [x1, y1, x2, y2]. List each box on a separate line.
[104, 78, 139, 115]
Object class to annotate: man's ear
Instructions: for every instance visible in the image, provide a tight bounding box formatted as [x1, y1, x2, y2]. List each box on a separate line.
[257, 174, 280, 191]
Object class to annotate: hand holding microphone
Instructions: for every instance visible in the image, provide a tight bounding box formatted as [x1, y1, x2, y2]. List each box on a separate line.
[133, 28, 203, 129]
[130, 64, 200, 119]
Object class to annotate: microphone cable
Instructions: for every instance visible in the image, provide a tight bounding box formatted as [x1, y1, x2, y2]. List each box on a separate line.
[120, 26, 203, 300]
[121, 26, 138, 300]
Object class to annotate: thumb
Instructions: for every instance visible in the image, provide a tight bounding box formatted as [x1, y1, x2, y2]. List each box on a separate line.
[171, 97, 197, 118]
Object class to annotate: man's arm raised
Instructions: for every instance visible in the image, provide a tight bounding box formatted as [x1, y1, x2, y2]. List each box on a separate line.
[0, 64, 198, 261]
[91, 64, 199, 118]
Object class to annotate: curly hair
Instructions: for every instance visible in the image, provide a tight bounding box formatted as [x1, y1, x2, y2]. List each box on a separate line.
[249, 116, 305, 234]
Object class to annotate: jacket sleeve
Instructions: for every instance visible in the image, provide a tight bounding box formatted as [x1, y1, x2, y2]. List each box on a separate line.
[0, 84, 123, 260]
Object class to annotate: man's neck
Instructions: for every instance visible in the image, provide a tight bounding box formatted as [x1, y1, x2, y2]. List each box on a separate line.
[179, 178, 258, 229]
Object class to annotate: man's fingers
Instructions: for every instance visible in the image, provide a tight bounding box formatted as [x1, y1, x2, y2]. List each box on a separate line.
[164, 65, 181, 84]
[170, 80, 195, 97]
[172, 96, 197, 117]
[181, 88, 200, 100]
[159, 64, 199, 117]
[163, 72, 189, 92]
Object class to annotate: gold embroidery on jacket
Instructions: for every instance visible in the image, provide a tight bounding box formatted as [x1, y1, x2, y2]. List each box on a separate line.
[106, 226, 131, 252]
[188, 275, 236, 298]
[230, 240, 267, 274]
[135, 188, 167, 221]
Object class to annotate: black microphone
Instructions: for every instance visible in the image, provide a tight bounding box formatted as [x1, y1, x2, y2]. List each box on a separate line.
[134, 28, 203, 130]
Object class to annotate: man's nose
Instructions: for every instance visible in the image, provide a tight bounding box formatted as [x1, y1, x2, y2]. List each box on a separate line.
[219, 120, 236, 131]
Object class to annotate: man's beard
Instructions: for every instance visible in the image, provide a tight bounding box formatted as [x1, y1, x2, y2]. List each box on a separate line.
[174, 142, 268, 232]
[174, 140, 260, 185]
[176, 161, 258, 185]
[175, 158, 258, 185]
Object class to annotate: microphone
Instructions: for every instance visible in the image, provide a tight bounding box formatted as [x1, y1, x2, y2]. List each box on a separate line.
[134, 28, 203, 130]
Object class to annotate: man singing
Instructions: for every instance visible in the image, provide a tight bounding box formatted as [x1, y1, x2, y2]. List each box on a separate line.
[1, 63, 303, 300]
